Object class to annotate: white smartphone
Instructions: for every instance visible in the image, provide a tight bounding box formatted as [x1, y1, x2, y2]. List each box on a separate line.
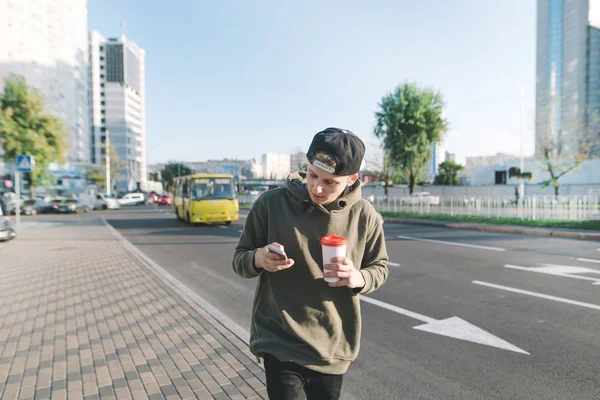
[266, 244, 287, 260]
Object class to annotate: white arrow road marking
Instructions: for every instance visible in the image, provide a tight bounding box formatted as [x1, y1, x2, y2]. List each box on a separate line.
[388, 262, 401, 267]
[576, 258, 600, 264]
[505, 264, 600, 285]
[396, 235, 505, 252]
[360, 296, 529, 354]
[473, 280, 600, 311]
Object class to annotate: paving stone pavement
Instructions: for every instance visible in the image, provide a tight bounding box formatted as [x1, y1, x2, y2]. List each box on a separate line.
[0, 218, 267, 400]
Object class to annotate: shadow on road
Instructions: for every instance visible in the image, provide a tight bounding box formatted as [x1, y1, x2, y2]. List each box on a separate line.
[106, 217, 243, 239]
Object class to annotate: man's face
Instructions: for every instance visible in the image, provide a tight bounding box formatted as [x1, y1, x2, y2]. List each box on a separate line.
[306, 165, 357, 205]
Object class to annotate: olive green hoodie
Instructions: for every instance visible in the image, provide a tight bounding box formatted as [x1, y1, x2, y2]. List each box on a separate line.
[232, 172, 388, 375]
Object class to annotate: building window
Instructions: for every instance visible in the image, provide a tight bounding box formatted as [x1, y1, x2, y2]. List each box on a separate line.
[101, 101, 105, 106]
[100, 65, 104, 70]
[101, 127, 106, 132]
[100, 56, 104, 61]
[495, 171, 507, 185]
[101, 118, 105, 124]
[100, 74, 104, 79]
[100, 83, 104, 87]
[101, 92, 104, 97]
[99, 46, 104, 51]
[101, 110, 105, 114]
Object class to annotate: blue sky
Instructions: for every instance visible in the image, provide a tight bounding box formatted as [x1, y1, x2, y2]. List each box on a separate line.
[88, 0, 536, 166]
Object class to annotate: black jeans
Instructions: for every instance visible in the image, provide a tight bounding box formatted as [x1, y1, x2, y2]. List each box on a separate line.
[263, 354, 344, 400]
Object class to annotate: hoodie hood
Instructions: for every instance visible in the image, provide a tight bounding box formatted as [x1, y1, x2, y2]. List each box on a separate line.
[285, 172, 363, 214]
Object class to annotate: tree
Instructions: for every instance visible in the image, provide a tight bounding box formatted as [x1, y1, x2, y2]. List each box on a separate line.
[538, 111, 600, 196]
[0, 75, 69, 197]
[374, 82, 448, 194]
[85, 143, 125, 191]
[148, 172, 160, 181]
[160, 162, 193, 191]
[434, 161, 464, 185]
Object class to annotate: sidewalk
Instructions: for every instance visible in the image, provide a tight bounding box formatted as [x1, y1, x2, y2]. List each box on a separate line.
[0, 218, 267, 400]
[381, 216, 600, 241]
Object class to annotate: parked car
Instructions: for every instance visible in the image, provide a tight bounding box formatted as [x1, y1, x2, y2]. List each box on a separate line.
[19, 199, 55, 215]
[148, 192, 159, 204]
[402, 192, 441, 206]
[0, 220, 15, 242]
[157, 194, 172, 206]
[94, 193, 120, 210]
[51, 198, 91, 214]
[0, 197, 15, 242]
[118, 193, 146, 206]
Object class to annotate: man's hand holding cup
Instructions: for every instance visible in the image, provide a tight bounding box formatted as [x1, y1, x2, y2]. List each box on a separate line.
[323, 256, 365, 289]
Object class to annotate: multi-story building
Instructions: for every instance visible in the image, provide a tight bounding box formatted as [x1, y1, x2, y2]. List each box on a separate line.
[0, 0, 90, 166]
[261, 153, 291, 180]
[536, 0, 600, 157]
[465, 153, 519, 171]
[445, 151, 456, 163]
[425, 142, 445, 183]
[89, 30, 146, 193]
[290, 152, 308, 173]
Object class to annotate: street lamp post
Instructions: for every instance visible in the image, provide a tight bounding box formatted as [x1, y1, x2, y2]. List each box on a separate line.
[517, 82, 525, 202]
[105, 130, 111, 196]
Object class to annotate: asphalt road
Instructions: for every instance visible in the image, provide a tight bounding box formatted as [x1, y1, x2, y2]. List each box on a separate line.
[104, 205, 600, 400]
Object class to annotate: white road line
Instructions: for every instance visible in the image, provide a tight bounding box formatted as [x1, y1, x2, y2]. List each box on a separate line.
[505, 264, 600, 284]
[361, 296, 435, 323]
[472, 280, 600, 311]
[361, 296, 529, 354]
[397, 235, 505, 252]
[388, 262, 401, 267]
[218, 225, 228, 229]
[576, 258, 600, 264]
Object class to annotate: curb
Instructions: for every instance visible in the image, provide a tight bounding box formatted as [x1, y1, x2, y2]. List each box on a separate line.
[382, 217, 600, 241]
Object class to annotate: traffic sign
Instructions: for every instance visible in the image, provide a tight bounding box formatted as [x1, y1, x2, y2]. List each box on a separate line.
[16, 155, 34, 172]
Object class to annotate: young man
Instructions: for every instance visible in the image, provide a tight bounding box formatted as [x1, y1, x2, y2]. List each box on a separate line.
[233, 127, 389, 399]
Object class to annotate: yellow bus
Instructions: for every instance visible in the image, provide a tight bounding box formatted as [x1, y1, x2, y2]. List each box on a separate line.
[172, 173, 239, 225]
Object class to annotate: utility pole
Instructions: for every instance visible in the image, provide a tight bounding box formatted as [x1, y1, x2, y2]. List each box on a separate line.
[519, 85, 525, 202]
[105, 130, 111, 195]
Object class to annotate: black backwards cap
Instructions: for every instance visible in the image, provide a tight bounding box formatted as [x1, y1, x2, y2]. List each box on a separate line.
[306, 127, 366, 176]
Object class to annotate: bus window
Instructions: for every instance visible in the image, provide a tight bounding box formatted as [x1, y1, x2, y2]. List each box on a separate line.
[191, 178, 234, 200]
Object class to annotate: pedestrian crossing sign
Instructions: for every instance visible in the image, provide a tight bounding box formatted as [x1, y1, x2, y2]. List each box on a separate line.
[16, 155, 34, 172]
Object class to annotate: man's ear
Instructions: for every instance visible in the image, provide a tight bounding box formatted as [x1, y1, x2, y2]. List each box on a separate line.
[347, 174, 359, 186]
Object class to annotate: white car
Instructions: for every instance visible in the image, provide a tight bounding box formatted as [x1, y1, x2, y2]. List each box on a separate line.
[94, 194, 121, 210]
[118, 193, 146, 206]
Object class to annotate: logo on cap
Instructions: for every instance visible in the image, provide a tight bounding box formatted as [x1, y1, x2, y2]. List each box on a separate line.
[311, 152, 337, 174]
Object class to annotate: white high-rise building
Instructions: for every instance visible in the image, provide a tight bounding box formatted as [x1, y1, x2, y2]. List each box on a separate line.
[536, 0, 600, 157]
[0, 0, 90, 165]
[89, 30, 146, 193]
[425, 142, 445, 183]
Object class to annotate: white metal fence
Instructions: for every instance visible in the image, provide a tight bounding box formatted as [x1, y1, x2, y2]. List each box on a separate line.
[371, 193, 600, 221]
[238, 192, 600, 221]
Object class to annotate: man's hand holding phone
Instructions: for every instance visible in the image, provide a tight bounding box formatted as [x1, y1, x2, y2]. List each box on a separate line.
[255, 242, 294, 272]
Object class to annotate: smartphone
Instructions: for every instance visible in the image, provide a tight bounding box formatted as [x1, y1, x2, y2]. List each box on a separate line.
[266, 244, 287, 260]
